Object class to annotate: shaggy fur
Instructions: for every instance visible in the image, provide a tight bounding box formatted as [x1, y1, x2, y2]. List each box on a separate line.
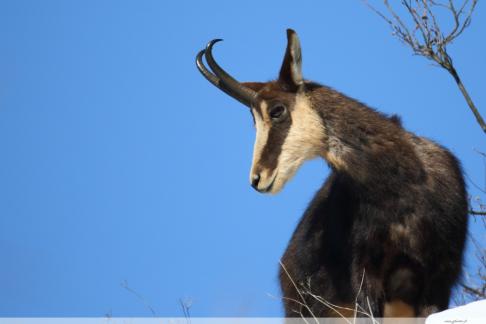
[279, 83, 468, 317]
[197, 29, 468, 318]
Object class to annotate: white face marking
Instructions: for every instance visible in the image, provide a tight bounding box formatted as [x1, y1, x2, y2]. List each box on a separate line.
[250, 101, 275, 191]
[249, 94, 326, 194]
[270, 94, 325, 193]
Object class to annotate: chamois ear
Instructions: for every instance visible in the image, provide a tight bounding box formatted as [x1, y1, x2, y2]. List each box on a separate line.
[242, 82, 266, 93]
[279, 29, 303, 91]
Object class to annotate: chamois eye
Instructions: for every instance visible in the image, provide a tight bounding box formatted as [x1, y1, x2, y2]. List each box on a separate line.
[270, 105, 286, 120]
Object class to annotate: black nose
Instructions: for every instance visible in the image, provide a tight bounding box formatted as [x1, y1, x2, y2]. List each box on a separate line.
[251, 174, 260, 189]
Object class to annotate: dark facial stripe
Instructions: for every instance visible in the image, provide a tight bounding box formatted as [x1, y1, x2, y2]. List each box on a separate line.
[258, 115, 292, 171]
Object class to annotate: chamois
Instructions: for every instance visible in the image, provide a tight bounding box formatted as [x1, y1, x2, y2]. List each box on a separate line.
[196, 29, 468, 318]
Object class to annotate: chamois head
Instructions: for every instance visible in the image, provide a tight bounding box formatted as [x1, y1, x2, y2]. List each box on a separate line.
[197, 29, 325, 193]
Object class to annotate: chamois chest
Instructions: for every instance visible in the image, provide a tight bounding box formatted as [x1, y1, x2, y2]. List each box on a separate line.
[279, 172, 378, 316]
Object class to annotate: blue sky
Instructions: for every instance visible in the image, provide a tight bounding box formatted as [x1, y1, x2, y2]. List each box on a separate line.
[0, 0, 485, 318]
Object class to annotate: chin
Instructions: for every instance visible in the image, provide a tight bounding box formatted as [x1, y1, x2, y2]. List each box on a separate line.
[268, 183, 284, 194]
[268, 167, 299, 194]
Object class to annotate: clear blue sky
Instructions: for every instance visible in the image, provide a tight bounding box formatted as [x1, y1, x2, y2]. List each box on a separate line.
[1, 0, 485, 318]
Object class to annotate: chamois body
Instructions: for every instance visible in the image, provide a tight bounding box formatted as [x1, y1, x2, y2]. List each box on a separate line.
[279, 85, 468, 317]
[196, 29, 468, 318]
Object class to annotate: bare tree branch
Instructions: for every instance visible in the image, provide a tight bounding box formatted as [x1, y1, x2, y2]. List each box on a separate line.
[469, 209, 486, 216]
[363, 0, 485, 133]
[460, 283, 486, 299]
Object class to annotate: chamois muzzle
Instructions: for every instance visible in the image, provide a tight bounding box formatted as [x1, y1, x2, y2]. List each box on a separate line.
[196, 39, 257, 108]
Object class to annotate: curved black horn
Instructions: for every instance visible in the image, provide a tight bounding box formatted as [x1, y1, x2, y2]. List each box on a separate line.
[196, 49, 242, 102]
[196, 39, 257, 108]
[205, 39, 258, 107]
[196, 49, 221, 89]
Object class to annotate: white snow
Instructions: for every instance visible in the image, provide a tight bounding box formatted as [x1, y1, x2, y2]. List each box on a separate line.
[426, 299, 486, 324]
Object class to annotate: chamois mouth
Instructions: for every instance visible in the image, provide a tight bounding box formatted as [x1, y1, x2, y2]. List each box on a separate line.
[259, 171, 278, 193]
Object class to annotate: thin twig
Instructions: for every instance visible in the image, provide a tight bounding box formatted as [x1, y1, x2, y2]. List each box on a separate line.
[469, 209, 486, 216]
[460, 283, 486, 298]
[120, 280, 157, 317]
[279, 260, 319, 322]
[179, 298, 192, 324]
[354, 269, 366, 324]
[363, 0, 485, 134]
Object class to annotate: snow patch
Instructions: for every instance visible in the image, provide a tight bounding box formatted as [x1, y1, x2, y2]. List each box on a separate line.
[426, 300, 486, 324]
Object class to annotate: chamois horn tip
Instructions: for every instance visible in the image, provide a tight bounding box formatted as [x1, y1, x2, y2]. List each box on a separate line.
[286, 28, 297, 36]
[206, 38, 223, 51]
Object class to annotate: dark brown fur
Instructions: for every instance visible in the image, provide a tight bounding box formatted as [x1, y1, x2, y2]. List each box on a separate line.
[279, 83, 468, 317]
[197, 29, 468, 318]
